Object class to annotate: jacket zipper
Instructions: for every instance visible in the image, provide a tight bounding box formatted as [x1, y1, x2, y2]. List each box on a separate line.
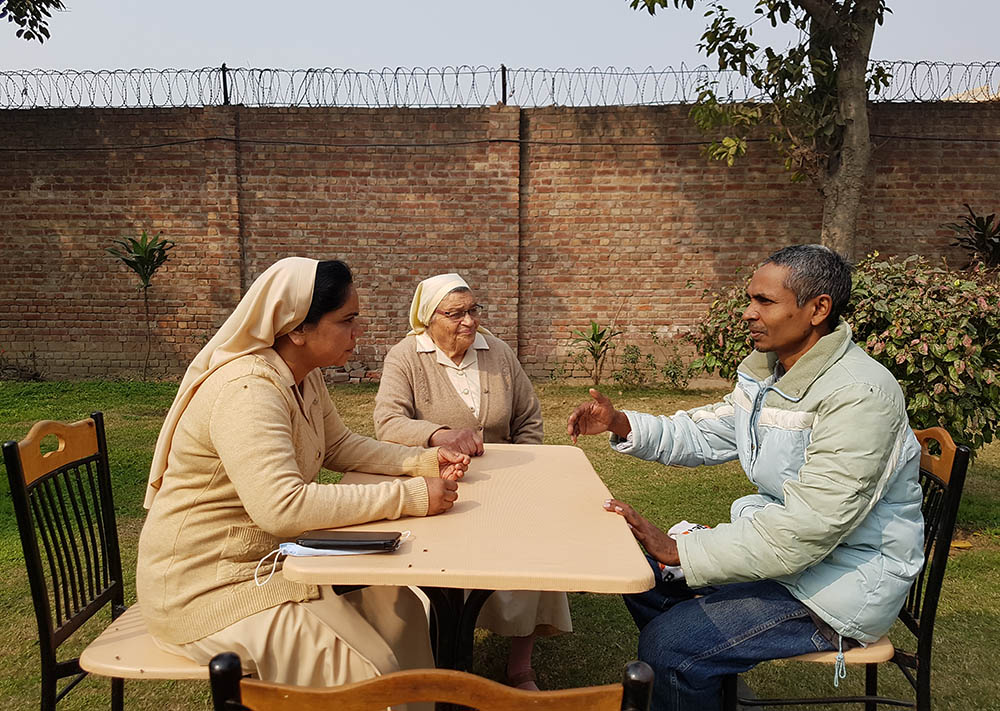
[748, 383, 768, 474]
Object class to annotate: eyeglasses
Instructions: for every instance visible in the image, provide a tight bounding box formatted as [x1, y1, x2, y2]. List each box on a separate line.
[434, 304, 483, 322]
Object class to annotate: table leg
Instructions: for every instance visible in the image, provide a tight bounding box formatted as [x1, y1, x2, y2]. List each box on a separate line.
[420, 588, 496, 711]
[419, 587, 495, 672]
[456, 589, 494, 672]
[421, 587, 463, 670]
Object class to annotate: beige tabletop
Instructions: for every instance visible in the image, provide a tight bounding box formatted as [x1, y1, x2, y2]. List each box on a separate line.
[282, 443, 655, 594]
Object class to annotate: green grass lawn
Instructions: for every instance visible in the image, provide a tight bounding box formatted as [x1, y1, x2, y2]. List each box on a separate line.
[1, 380, 998, 710]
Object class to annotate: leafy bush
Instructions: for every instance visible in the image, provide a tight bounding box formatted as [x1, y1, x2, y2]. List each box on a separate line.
[687, 282, 752, 383]
[688, 254, 1000, 451]
[655, 334, 694, 390]
[850, 255, 1000, 450]
[613, 335, 693, 390]
[614, 344, 658, 388]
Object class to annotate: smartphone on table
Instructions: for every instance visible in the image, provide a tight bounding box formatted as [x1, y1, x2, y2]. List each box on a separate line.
[296, 529, 402, 552]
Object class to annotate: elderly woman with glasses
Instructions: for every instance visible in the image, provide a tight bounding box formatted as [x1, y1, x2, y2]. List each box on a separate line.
[374, 273, 571, 690]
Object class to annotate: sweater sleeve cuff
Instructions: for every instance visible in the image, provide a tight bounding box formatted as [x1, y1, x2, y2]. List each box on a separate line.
[401, 477, 430, 517]
[415, 448, 441, 478]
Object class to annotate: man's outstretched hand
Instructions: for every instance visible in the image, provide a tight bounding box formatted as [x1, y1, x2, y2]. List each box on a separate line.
[567, 389, 632, 443]
[604, 498, 680, 566]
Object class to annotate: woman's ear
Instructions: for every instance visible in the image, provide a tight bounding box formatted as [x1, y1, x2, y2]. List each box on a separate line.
[285, 327, 308, 347]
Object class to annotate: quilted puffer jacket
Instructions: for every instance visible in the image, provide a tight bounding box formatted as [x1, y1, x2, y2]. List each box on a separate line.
[613, 321, 924, 643]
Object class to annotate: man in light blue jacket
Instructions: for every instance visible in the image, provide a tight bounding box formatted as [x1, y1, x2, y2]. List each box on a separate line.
[568, 245, 923, 711]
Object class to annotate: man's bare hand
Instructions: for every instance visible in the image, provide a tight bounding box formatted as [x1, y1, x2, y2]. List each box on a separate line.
[430, 427, 485, 456]
[567, 389, 631, 443]
[425, 477, 459, 515]
[437, 447, 470, 481]
[604, 498, 680, 566]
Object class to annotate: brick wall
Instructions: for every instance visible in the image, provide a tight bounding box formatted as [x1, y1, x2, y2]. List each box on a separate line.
[0, 108, 241, 378]
[1, 103, 993, 380]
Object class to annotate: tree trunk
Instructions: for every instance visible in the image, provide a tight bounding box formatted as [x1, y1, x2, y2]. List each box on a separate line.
[818, 2, 879, 260]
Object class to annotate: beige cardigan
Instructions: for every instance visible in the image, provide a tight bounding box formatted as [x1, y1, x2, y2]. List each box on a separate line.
[374, 332, 543, 447]
[374, 333, 574, 639]
[137, 348, 439, 644]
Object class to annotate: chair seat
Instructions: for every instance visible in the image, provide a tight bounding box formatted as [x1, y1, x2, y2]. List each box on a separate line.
[784, 635, 894, 664]
[80, 604, 207, 679]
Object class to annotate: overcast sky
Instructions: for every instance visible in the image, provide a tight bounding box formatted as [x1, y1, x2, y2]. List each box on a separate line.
[0, 1, 996, 72]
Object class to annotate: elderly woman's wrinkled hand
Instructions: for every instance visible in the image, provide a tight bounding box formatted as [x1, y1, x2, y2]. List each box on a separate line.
[425, 477, 459, 515]
[429, 427, 485, 456]
[436, 447, 470, 480]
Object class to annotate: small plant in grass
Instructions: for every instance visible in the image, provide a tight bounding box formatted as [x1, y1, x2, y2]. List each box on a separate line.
[688, 254, 1000, 451]
[945, 203, 1000, 269]
[651, 332, 693, 390]
[614, 335, 693, 390]
[614, 344, 658, 388]
[107, 230, 176, 380]
[570, 321, 623, 386]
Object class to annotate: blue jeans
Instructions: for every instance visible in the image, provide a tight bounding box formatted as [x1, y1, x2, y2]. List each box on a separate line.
[624, 556, 834, 711]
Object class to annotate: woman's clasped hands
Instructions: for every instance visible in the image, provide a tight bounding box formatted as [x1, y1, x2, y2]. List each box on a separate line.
[430, 427, 485, 456]
[425, 446, 470, 515]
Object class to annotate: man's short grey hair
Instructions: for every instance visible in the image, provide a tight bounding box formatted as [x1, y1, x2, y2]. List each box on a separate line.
[762, 245, 853, 324]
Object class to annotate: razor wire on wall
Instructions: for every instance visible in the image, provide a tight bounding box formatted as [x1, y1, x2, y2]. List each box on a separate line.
[1, 61, 998, 109]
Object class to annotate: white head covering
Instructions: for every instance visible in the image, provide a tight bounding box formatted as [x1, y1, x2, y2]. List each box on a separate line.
[407, 273, 473, 335]
[144, 257, 318, 508]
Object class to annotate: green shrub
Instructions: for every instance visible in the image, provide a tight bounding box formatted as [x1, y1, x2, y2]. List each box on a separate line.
[613, 335, 693, 390]
[614, 344, 658, 388]
[687, 282, 752, 383]
[688, 254, 1000, 451]
[650, 332, 694, 390]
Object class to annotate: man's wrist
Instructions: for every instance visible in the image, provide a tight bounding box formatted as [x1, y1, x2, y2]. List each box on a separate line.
[610, 411, 632, 439]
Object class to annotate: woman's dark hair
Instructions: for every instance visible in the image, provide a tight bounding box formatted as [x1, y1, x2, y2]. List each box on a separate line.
[301, 260, 353, 326]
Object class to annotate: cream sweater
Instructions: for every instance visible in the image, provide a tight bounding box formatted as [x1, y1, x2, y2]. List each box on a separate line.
[137, 348, 440, 644]
[374, 332, 543, 447]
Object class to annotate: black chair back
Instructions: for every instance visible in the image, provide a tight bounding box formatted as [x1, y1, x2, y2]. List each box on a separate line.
[897, 427, 970, 704]
[3, 412, 125, 711]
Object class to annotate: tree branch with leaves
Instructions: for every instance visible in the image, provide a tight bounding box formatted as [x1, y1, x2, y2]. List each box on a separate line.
[1, 0, 65, 42]
[630, 0, 891, 257]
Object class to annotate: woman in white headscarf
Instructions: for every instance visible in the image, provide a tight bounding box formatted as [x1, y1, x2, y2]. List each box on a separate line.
[373, 273, 570, 690]
[136, 258, 469, 698]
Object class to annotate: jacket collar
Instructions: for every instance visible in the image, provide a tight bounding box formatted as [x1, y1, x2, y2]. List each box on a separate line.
[738, 320, 853, 401]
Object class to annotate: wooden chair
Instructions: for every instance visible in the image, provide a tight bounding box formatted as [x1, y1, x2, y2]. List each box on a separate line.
[722, 426, 971, 711]
[208, 651, 654, 711]
[3, 412, 204, 711]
